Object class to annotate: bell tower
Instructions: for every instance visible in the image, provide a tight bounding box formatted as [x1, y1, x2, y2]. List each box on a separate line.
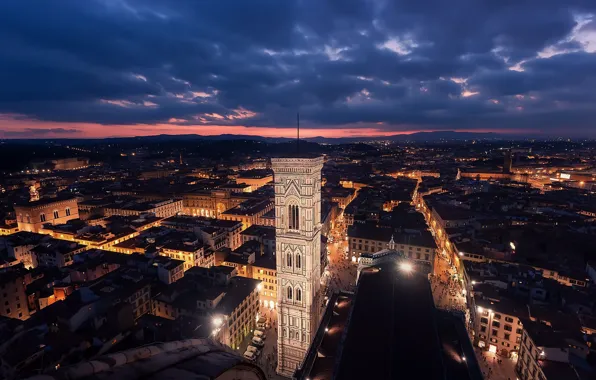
[272, 155, 323, 377]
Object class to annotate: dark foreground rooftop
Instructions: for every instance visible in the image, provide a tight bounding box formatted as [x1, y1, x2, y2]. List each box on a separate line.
[25, 339, 266, 380]
[296, 261, 483, 380]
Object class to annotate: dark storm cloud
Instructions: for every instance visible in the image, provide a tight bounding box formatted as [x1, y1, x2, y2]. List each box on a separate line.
[1, 0, 596, 134]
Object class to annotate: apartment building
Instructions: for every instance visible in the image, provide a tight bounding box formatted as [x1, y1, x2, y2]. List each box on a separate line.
[347, 224, 436, 270]
[0, 231, 47, 268]
[474, 297, 527, 358]
[213, 277, 261, 350]
[0, 270, 30, 320]
[161, 215, 243, 250]
[32, 238, 87, 268]
[103, 198, 182, 218]
[161, 241, 213, 271]
[236, 170, 273, 191]
[153, 256, 185, 284]
[516, 320, 587, 380]
[220, 199, 274, 230]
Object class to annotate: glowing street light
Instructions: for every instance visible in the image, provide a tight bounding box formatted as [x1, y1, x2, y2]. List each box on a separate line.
[399, 262, 413, 273]
[212, 317, 223, 327]
[509, 242, 516, 250]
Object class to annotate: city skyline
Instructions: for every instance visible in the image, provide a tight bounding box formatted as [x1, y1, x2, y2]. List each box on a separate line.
[2, 1, 596, 138]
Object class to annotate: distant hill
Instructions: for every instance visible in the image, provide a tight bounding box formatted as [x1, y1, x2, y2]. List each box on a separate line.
[1, 130, 515, 145]
[101, 130, 507, 144]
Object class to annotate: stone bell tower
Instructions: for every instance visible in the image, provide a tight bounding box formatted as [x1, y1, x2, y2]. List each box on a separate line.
[272, 155, 323, 377]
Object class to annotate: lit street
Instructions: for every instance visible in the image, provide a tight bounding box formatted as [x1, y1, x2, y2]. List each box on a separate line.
[322, 219, 358, 297]
[424, 211, 520, 380]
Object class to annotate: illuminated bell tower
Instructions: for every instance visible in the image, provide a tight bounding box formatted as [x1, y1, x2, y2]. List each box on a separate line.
[272, 155, 323, 377]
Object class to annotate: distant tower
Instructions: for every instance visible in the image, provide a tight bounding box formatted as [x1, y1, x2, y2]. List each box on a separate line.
[389, 234, 396, 250]
[179, 152, 183, 165]
[272, 155, 324, 377]
[29, 184, 39, 202]
[503, 151, 513, 174]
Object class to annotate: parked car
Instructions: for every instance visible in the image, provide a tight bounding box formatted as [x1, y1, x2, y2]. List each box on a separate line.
[254, 329, 267, 340]
[251, 336, 264, 347]
[243, 351, 256, 361]
[257, 317, 266, 329]
[247, 345, 261, 355]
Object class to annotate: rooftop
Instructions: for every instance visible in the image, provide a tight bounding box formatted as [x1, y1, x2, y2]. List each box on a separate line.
[215, 276, 260, 315]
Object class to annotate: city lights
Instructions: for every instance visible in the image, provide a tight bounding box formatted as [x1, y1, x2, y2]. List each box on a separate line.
[1, 3, 593, 380]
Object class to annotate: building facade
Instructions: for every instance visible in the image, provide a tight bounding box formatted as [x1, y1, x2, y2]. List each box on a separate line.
[14, 197, 79, 233]
[272, 156, 324, 376]
[0, 271, 30, 320]
[103, 199, 182, 218]
[474, 301, 524, 358]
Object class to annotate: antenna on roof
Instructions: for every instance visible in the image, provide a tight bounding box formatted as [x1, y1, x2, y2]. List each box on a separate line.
[296, 112, 300, 154]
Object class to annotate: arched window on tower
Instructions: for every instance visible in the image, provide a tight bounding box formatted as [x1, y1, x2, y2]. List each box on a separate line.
[287, 286, 293, 300]
[288, 204, 299, 230]
[296, 288, 302, 302]
[296, 253, 301, 268]
[287, 253, 292, 267]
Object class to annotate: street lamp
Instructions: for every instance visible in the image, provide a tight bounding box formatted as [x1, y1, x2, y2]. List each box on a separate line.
[212, 316, 223, 327]
[399, 262, 413, 273]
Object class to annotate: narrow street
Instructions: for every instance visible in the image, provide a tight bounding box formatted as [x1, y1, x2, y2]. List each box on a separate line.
[422, 207, 518, 380]
[323, 218, 358, 295]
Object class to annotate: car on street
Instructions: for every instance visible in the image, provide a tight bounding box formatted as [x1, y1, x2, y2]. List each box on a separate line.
[254, 329, 266, 339]
[247, 345, 261, 355]
[256, 322, 265, 330]
[251, 336, 264, 347]
[243, 351, 256, 361]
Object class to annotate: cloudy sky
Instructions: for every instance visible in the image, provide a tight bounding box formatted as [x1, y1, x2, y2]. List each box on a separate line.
[1, 0, 596, 138]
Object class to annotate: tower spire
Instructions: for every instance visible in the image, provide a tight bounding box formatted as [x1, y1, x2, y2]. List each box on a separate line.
[297, 112, 300, 154]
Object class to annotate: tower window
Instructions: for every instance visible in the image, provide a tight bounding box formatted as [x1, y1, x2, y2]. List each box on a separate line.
[296, 254, 301, 268]
[287, 286, 293, 300]
[296, 288, 302, 302]
[288, 204, 299, 230]
[287, 253, 292, 267]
